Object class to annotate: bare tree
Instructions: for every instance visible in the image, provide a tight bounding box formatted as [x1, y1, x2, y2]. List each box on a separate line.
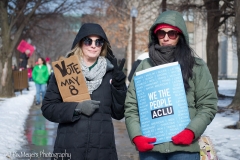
[29, 15, 79, 62]
[0, 0, 87, 97]
[176, 0, 235, 96]
[228, 0, 240, 110]
[161, 0, 167, 12]
[203, 0, 222, 95]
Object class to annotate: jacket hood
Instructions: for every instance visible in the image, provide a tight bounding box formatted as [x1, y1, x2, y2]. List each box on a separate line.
[71, 23, 109, 49]
[149, 10, 189, 44]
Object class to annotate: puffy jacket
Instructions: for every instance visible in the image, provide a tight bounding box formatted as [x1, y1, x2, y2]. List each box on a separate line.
[42, 66, 126, 159]
[42, 22, 127, 160]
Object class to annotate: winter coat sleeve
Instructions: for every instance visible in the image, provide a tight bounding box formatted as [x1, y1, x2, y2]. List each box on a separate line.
[41, 74, 81, 123]
[186, 60, 218, 140]
[124, 62, 145, 140]
[110, 84, 127, 120]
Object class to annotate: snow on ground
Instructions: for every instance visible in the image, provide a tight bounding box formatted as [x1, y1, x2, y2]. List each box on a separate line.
[204, 80, 240, 160]
[0, 82, 35, 159]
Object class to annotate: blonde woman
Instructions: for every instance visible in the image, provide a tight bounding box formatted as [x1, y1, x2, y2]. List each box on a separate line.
[41, 23, 126, 160]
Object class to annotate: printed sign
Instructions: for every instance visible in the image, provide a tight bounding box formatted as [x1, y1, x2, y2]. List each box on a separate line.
[52, 55, 91, 102]
[17, 40, 35, 56]
[134, 62, 190, 144]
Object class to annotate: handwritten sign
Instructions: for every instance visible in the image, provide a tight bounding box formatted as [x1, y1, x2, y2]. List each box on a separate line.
[52, 55, 91, 102]
[134, 62, 190, 144]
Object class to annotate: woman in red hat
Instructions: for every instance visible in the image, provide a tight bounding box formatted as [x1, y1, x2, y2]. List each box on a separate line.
[125, 10, 217, 160]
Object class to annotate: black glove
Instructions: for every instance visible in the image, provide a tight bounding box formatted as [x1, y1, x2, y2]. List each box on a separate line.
[111, 58, 126, 89]
[75, 100, 100, 116]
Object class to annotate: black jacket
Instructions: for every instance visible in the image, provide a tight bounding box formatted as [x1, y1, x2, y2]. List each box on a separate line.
[42, 22, 126, 160]
[19, 52, 29, 69]
[41, 67, 126, 160]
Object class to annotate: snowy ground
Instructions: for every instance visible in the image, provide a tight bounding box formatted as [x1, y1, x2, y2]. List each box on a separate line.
[0, 80, 239, 160]
[0, 82, 35, 159]
[203, 80, 240, 160]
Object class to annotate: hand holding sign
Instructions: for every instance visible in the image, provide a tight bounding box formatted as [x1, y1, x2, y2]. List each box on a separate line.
[75, 100, 100, 116]
[111, 58, 126, 89]
[133, 136, 156, 152]
[52, 55, 91, 102]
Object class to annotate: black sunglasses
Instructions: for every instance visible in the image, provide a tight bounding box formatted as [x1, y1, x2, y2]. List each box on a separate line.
[82, 37, 104, 47]
[156, 30, 179, 40]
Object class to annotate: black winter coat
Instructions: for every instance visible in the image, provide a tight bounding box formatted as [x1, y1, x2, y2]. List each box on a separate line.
[19, 52, 29, 69]
[41, 68, 126, 160]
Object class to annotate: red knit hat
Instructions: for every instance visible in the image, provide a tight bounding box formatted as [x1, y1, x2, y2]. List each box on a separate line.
[45, 57, 50, 62]
[154, 23, 182, 34]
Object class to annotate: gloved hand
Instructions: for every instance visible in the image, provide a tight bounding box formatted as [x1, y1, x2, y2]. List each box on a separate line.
[111, 58, 126, 89]
[171, 129, 194, 145]
[132, 136, 156, 152]
[75, 100, 100, 116]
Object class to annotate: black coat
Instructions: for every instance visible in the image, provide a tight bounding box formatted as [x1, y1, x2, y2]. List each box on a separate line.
[19, 53, 29, 69]
[41, 68, 126, 160]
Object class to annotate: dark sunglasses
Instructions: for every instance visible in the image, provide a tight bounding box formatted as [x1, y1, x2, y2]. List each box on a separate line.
[156, 30, 179, 40]
[82, 37, 104, 47]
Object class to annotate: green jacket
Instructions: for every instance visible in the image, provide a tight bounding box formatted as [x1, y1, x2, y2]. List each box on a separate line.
[124, 10, 218, 153]
[32, 65, 49, 84]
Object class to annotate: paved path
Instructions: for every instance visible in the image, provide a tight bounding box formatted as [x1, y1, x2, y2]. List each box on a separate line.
[18, 103, 139, 160]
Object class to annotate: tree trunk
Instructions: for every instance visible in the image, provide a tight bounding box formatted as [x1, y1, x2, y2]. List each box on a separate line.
[228, 0, 240, 110]
[161, 0, 167, 12]
[204, 0, 221, 95]
[0, 0, 39, 97]
[0, 1, 15, 97]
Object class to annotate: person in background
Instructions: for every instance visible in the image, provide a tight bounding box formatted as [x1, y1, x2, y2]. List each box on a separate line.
[45, 57, 52, 75]
[124, 10, 218, 160]
[19, 49, 30, 69]
[41, 23, 127, 160]
[27, 65, 33, 81]
[32, 57, 49, 105]
[45, 57, 52, 85]
[12, 64, 17, 71]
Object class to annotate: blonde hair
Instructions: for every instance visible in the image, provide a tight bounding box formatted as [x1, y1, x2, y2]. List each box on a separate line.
[67, 40, 109, 59]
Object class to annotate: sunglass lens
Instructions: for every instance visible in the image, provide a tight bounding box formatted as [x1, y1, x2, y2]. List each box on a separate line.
[95, 39, 104, 47]
[168, 30, 177, 39]
[83, 38, 92, 46]
[158, 30, 166, 39]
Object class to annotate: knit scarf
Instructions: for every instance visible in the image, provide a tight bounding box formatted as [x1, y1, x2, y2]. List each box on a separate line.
[80, 56, 107, 94]
[149, 44, 176, 66]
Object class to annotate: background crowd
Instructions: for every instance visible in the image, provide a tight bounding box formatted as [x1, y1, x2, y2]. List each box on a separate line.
[12, 51, 52, 105]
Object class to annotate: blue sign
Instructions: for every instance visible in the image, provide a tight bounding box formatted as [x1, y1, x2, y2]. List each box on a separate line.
[134, 62, 190, 144]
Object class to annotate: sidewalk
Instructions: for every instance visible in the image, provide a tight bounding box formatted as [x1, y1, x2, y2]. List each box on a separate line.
[113, 119, 139, 160]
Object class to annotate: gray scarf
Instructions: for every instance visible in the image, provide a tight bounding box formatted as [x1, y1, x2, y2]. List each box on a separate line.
[80, 56, 107, 94]
[149, 44, 176, 66]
